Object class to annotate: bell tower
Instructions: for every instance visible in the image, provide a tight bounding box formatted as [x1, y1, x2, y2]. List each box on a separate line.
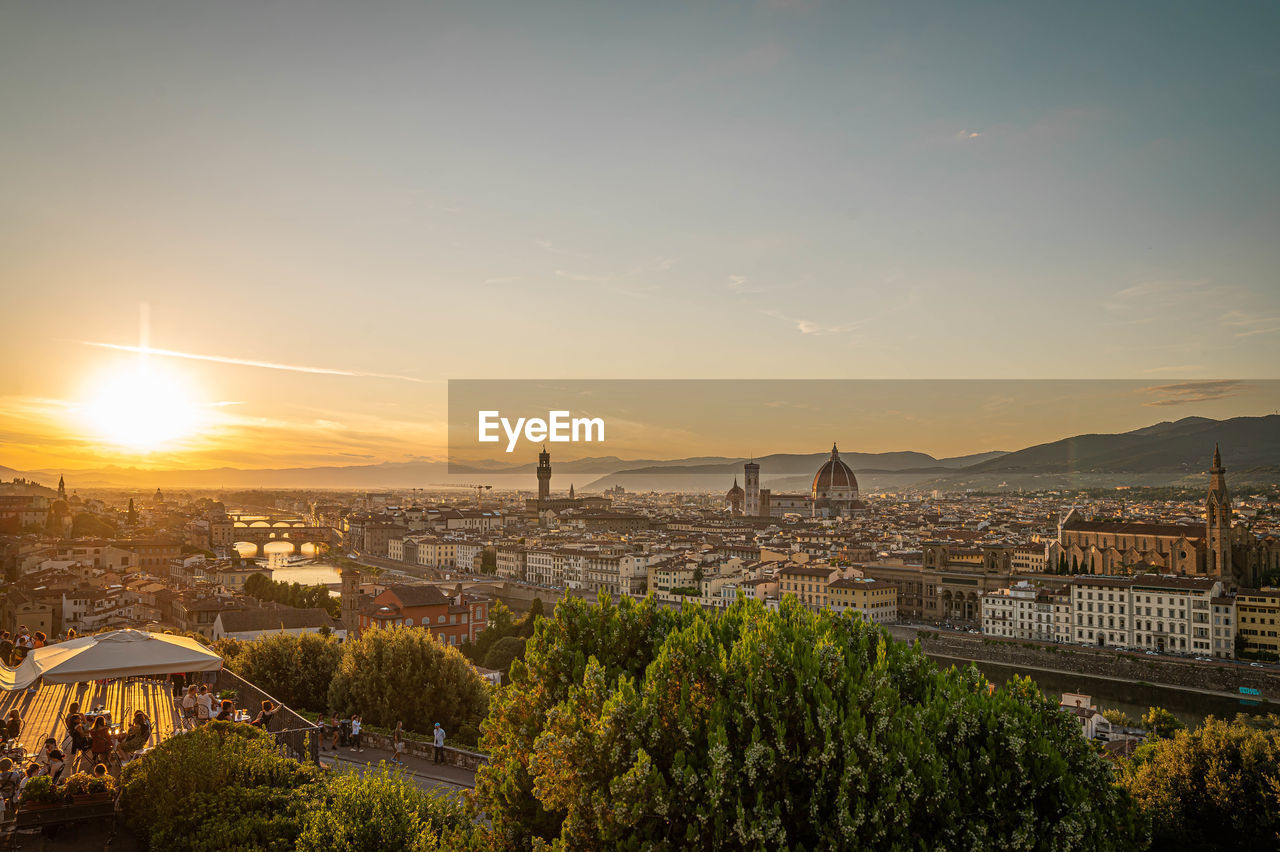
[537, 446, 552, 501]
[744, 460, 760, 517]
[1206, 444, 1232, 581]
[341, 566, 362, 637]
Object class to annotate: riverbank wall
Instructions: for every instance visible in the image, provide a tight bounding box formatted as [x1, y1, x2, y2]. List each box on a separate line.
[888, 627, 1280, 702]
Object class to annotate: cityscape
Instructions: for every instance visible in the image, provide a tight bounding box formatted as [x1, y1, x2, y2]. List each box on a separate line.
[3, 0, 1280, 849]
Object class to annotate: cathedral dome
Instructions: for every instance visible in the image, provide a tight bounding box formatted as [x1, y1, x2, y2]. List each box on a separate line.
[727, 479, 745, 498]
[812, 444, 858, 492]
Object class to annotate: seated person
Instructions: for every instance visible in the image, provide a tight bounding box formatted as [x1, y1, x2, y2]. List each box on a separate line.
[65, 711, 93, 767]
[92, 762, 108, 779]
[2, 710, 20, 749]
[34, 738, 65, 781]
[114, 711, 152, 760]
[214, 699, 235, 722]
[0, 758, 22, 811]
[16, 763, 41, 800]
[251, 700, 279, 730]
[89, 716, 114, 765]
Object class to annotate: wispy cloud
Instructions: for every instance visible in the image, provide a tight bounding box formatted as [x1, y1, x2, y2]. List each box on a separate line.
[533, 238, 592, 259]
[761, 310, 864, 336]
[1141, 380, 1245, 407]
[954, 130, 982, 141]
[77, 342, 425, 383]
[726, 274, 801, 295]
[1219, 310, 1280, 338]
[554, 269, 610, 283]
[1140, 365, 1205, 374]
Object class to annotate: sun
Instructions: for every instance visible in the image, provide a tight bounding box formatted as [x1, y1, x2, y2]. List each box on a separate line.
[82, 361, 205, 451]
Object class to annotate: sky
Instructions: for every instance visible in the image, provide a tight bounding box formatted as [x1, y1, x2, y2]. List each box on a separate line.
[2, 1, 1278, 472]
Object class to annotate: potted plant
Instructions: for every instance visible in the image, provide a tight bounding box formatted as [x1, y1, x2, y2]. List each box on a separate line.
[19, 775, 63, 810]
[218, 689, 238, 702]
[62, 771, 116, 804]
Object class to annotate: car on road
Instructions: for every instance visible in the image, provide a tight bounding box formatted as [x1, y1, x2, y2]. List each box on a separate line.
[1250, 662, 1264, 668]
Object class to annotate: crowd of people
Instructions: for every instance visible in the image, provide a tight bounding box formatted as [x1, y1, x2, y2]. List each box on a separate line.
[0, 627, 52, 668]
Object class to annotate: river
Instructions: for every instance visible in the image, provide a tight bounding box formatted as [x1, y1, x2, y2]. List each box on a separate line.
[260, 554, 342, 588]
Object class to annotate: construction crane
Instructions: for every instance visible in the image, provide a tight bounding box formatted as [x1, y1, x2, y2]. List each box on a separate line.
[462, 484, 492, 510]
[429, 483, 492, 509]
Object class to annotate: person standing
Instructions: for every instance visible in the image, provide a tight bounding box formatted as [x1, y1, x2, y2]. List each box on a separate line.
[391, 722, 405, 765]
[328, 713, 342, 751]
[432, 722, 446, 765]
[349, 715, 363, 752]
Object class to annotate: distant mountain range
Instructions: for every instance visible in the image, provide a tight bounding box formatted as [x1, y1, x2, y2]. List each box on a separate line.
[963, 415, 1280, 474]
[3, 415, 1277, 492]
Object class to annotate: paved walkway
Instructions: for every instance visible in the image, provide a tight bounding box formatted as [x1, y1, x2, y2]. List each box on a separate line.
[318, 741, 478, 794]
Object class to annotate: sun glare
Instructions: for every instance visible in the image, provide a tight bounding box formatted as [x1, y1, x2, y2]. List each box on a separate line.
[82, 361, 205, 451]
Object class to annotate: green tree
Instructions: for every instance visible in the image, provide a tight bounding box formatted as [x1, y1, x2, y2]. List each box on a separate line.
[478, 594, 1143, 850]
[297, 765, 471, 852]
[464, 600, 517, 663]
[1140, 707, 1186, 739]
[514, 598, 545, 639]
[482, 636, 526, 675]
[70, 511, 115, 538]
[243, 572, 340, 619]
[1118, 715, 1280, 851]
[1103, 709, 1135, 728]
[328, 626, 489, 744]
[227, 631, 343, 713]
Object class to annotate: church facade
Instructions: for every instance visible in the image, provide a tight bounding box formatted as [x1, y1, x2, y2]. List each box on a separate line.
[1048, 446, 1280, 588]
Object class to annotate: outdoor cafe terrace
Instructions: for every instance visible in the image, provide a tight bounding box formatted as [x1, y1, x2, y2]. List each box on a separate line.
[0, 630, 319, 767]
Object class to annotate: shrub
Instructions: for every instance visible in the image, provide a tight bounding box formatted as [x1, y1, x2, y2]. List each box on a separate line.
[327, 626, 489, 745]
[296, 765, 470, 852]
[1118, 714, 1280, 851]
[61, 771, 115, 796]
[226, 631, 343, 712]
[19, 775, 61, 806]
[118, 722, 321, 851]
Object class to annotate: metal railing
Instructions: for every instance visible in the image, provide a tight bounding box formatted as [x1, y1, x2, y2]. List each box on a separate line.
[214, 668, 320, 764]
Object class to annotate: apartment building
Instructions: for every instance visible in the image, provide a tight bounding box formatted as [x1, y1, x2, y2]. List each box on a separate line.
[981, 582, 1070, 642]
[1071, 575, 1223, 655]
[827, 577, 898, 624]
[496, 545, 528, 582]
[1236, 587, 1280, 656]
[1211, 596, 1237, 659]
[778, 564, 842, 609]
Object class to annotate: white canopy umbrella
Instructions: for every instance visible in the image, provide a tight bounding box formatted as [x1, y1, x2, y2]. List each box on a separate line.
[0, 629, 222, 691]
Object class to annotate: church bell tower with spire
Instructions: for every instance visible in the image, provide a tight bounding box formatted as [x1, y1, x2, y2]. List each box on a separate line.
[1206, 444, 1232, 582]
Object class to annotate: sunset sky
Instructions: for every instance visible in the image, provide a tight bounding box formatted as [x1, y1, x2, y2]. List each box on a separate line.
[2, 1, 1278, 472]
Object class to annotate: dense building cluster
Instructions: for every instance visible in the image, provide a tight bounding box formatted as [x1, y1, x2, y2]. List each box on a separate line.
[1, 444, 1277, 669]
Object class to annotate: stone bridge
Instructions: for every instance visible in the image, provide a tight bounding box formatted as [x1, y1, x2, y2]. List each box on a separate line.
[229, 514, 333, 555]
